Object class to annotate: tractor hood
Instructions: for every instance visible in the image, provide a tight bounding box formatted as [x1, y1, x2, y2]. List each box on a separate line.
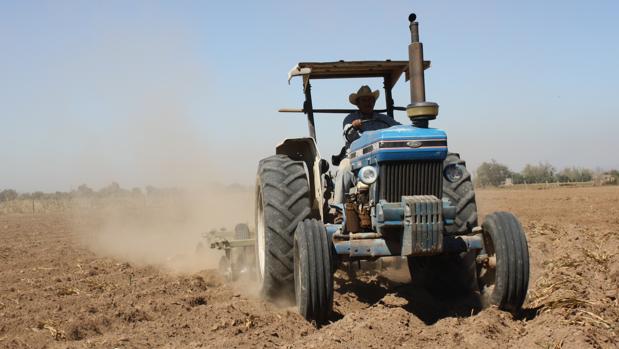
[348, 125, 447, 170]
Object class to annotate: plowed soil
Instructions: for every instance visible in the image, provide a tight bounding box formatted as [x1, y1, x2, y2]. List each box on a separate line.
[1, 187, 617, 348]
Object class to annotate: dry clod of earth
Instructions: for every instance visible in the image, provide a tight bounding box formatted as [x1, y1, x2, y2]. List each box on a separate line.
[0, 186, 617, 348]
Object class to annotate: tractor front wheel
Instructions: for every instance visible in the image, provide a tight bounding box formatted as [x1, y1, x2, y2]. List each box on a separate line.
[294, 219, 333, 325]
[478, 212, 530, 312]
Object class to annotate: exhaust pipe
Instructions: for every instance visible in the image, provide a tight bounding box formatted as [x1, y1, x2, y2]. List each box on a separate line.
[407, 13, 439, 128]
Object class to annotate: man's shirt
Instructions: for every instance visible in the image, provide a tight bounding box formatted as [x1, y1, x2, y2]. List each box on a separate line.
[342, 111, 400, 147]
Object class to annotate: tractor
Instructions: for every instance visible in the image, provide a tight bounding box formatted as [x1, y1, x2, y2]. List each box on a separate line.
[249, 13, 529, 324]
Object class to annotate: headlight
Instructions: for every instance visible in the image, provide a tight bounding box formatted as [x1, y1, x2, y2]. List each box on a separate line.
[444, 164, 464, 182]
[358, 166, 378, 184]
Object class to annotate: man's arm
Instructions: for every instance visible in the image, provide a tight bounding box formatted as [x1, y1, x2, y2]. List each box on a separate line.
[343, 123, 361, 144]
[342, 113, 362, 144]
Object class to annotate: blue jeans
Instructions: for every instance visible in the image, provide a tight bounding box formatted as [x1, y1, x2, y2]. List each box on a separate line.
[333, 158, 355, 204]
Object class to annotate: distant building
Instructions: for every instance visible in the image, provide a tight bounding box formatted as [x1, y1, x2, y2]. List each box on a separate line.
[601, 174, 617, 185]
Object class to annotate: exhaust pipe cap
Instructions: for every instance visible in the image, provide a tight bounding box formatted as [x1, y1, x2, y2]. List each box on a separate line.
[406, 101, 439, 120]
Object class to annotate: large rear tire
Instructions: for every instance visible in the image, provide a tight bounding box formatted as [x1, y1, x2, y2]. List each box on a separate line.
[478, 212, 530, 312]
[443, 153, 478, 235]
[255, 155, 312, 301]
[294, 219, 333, 325]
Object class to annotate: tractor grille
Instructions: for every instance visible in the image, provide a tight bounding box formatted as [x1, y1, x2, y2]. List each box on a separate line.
[378, 160, 443, 202]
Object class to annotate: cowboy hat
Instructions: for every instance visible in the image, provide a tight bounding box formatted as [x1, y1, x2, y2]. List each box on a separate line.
[349, 85, 380, 105]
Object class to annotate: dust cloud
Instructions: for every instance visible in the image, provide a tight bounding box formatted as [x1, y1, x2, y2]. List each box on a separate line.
[72, 102, 256, 273]
[75, 186, 253, 274]
[65, 22, 256, 274]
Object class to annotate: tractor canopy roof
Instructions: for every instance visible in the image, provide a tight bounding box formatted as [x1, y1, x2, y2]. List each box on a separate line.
[281, 15, 438, 140]
[287, 60, 430, 89]
[281, 60, 432, 140]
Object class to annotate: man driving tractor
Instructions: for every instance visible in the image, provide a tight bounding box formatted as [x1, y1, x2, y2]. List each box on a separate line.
[334, 85, 400, 205]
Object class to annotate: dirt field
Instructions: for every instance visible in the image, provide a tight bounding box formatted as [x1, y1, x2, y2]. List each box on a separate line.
[1, 186, 617, 348]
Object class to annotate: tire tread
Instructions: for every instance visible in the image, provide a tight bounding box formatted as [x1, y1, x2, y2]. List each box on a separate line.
[443, 153, 478, 235]
[480, 212, 529, 311]
[294, 219, 333, 325]
[256, 154, 312, 300]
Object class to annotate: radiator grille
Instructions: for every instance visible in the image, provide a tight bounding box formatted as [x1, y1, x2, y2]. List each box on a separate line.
[378, 160, 443, 202]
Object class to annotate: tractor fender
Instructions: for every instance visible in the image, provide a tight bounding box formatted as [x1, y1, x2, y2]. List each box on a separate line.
[276, 137, 324, 220]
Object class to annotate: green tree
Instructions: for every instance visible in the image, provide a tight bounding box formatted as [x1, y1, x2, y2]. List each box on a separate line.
[511, 172, 525, 184]
[31, 191, 45, 199]
[145, 185, 157, 196]
[522, 162, 556, 183]
[53, 191, 71, 200]
[75, 184, 94, 197]
[99, 182, 123, 196]
[0, 189, 18, 202]
[556, 167, 593, 182]
[476, 160, 513, 186]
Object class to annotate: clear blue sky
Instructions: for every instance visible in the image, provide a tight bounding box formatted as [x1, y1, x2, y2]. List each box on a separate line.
[1, 1, 618, 191]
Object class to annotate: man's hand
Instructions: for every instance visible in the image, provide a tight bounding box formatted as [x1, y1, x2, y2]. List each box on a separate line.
[351, 119, 363, 129]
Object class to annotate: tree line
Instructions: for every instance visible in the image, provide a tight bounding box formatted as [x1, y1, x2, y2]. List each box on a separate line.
[0, 182, 248, 202]
[475, 160, 619, 187]
[0, 183, 181, 202]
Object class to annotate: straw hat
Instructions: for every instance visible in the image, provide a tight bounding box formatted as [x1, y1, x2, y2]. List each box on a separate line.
[349, 85, 380, 105]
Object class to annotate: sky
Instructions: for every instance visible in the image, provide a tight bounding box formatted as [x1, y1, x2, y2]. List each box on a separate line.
[1, 0, 618, 192]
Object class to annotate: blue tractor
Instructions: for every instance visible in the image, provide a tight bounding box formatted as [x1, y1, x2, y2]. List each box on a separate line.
[254, 14, 529, 324]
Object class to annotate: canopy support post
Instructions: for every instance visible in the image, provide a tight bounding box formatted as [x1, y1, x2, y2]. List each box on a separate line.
[384, 76, 394, 118]
[304, 82, 317, 140]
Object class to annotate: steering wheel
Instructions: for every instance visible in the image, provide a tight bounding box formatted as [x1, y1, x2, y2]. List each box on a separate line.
[358, 118, 393, 129]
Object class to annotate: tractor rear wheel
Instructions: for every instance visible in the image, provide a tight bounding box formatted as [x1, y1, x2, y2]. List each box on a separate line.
[478, 212, 530, 312]
[443, 153, 478, 235]
[255, 155, 312, 301]
[294, 219, 333, 325]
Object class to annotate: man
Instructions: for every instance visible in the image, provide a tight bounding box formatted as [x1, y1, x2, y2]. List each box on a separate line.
[333, 85, 400, 205]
